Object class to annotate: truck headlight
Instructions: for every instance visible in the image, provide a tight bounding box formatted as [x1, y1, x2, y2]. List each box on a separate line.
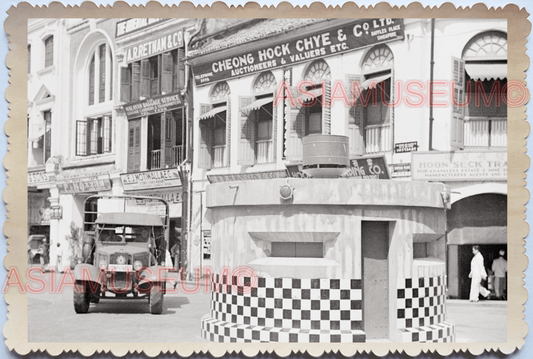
[99, 260, 107, 269]
[133, 260, 143, 270]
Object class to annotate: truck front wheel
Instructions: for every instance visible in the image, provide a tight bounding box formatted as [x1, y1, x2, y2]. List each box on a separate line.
[73, 283, 90, 313]
[149, 286, 164, 314]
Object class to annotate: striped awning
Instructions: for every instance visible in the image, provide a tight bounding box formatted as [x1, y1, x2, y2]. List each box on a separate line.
[361, 73, 392, 90]
[241, 97, 273, 112]
[465, 63, 507, 81]
[199, 106, 227, 120]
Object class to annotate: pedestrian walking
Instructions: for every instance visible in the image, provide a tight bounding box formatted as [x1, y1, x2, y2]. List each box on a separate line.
[469, 245, 490, 302]
[492, 249, 507, 300]
[38, 238, 49, 271]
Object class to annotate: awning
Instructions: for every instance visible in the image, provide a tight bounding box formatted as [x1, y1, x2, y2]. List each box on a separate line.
[447, 226, 507, 245]
[465, 63, 507, 81]
[199, 106, 227, 120]
[297, 88, 323, 104]
[361, 73, 392, 90]
[241, 97, 273, 112]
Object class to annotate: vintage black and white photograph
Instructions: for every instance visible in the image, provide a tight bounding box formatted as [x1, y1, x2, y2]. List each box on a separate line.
[4, 4, 526, 354]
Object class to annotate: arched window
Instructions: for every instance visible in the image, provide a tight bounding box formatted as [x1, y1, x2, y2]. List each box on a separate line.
[301, 59, 332, 136]
[88, 43, 113, 106]
[458, 31, 507, 149]
[239, 72, 278, 166]
[198, 81, 231, 169]
[352, 45, 394, 154]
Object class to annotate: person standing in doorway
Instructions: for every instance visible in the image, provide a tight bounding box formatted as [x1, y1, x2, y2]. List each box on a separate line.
[492, 249, 507, 300]
[469, 245, 490, 302]
[56, 243, 63, 273]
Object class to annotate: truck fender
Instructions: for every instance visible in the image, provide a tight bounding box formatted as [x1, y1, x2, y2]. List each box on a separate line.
[74, 264, 103, 285]
[136, 266, 167, 292]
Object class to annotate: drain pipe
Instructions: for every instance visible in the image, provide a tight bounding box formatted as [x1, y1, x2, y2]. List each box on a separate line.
[428, 18, 435, 151]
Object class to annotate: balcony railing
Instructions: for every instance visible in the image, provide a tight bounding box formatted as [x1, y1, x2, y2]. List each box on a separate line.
[150, 146, 184, 169]
[365, 124, 391, 154]
[464, 118, 507, 148]
[256, 139, 274, 165]
[213, 145, 226, 169]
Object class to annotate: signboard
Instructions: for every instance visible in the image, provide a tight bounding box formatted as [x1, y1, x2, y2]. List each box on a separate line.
[286, 156, 390, 179]
[116, 18, 168, 38]
[123, 92, 183, 119]
[124, 29, 184, 63]
[57, 176, 112, 194]
[193, 18, 404, 86]
[390, 163, 411, 178]
[343, 156, 390, 179]
[207, 170, 288, 183]
[28, 171, 53, 185]
[121, 168, 182, 191]
[411, 151, 507, 181]
[128, 188, 183, 218]
[395, 141, 418, 153]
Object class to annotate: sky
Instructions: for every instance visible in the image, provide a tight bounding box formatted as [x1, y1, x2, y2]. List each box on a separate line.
[0, 0, 531, 358]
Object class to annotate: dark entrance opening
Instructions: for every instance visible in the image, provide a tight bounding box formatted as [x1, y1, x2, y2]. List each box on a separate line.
[362, 221, 389, 340]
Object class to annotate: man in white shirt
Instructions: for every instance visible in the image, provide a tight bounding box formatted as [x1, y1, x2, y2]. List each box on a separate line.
[469, 245, 490, 302]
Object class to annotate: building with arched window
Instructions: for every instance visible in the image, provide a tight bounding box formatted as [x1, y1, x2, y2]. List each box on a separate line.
[188, 18, 507, 343]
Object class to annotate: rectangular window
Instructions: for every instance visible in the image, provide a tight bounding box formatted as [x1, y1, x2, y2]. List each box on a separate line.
[149, 56, 159, 97]
[271, 242, 323, 258]
[127, 119, 141, 171]
[76, 116, 112, 156]
[44, 36, 53, 67]
[43, 110, 51, 163]
[361, 75, 392, 153]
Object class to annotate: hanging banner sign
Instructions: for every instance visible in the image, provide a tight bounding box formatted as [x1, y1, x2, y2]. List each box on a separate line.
[116, 18, 168, 38]
[124, 29, 184, 63]
[192, 18, 404, 86]
[123, 92, 183, 119]
[57, 176, 112, 194]
[121, 168, 182, 191]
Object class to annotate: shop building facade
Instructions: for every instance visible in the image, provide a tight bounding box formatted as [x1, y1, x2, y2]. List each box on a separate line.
[188, 18, 506, 342]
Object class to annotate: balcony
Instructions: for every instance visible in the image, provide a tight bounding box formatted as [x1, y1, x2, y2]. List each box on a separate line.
[464, 118, 507, 148]
[150, 145, 184, 169]
[213, 145, 226, 169]
[256, 139, 274, 165]
[365, 124, 391, 154]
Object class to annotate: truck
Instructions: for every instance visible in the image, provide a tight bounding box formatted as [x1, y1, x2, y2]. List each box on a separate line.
[73, 195, 169, 314]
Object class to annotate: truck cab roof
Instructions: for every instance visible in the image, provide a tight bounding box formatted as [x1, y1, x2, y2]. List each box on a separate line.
[95, 212, 164, 227]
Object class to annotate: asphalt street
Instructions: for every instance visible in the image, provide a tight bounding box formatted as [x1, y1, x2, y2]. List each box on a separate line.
[27, 271, 507, 343]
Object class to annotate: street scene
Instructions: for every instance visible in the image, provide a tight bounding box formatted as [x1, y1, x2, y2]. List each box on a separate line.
[26, 17, 508, 343]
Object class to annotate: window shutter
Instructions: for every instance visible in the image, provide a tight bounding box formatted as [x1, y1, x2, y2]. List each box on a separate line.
[161, 53, 173, 94]
[76, 121, 88, 156]
[103, 115, 112, 153]
[120, 66, 131, 103]
[131, 62, 141, 101]
[286, 86, 304, 162]
[272, 98, 278, 161]
[164, 111, 173, 166]
[451, 57, 465, 150]
[238, 96, 255, 166]
[128, 119, 141, 171]
[140, 59, 150, 98]
[177, 48, 186, 90]
[322, 81, 331, 134]
[44, 36, 53, 67]
[89, 57, 95, 106]
[225, 97, 232, 167]
[198, 104, 213, 170]
[346, 74, 364, 156]
[99, 44, 106, 103]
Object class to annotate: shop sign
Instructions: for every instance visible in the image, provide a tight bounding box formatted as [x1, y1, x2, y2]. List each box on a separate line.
[411, 151, 507, 181]
[123, 92, 183, 119]
[28, 171, 54, 185]
[343, 156, 390, 179]
[130, 188, 183, 204]
[193, 18, 404, 86]
[124, 29, 184, 63]
[207, 170, 288, 183]
[390, 163, 411, 178]
[395, 141, 418, 153]
[116, 18, 168, 38]
[121, 168, 182, 191]
[57, 176, 112, 194]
